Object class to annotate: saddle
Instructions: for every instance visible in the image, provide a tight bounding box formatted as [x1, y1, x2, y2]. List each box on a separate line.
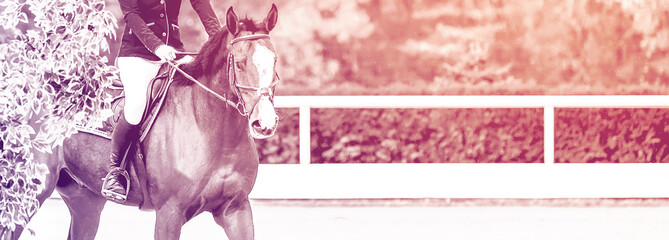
[78, 61, 180, 209]
[97, 64, 175, 140]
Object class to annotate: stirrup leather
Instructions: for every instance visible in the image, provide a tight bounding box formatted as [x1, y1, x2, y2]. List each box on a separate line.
[101, 167, 130, 203]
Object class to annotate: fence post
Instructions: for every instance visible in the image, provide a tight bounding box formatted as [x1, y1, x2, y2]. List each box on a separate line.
[299, 106, 311, 165]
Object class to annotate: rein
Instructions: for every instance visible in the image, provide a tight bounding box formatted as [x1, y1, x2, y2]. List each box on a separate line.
[166, 61, 245, 115]
[168, 33, 274, 117]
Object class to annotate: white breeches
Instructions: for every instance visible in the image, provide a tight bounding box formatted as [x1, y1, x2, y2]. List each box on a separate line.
[116, 57, 163, 125]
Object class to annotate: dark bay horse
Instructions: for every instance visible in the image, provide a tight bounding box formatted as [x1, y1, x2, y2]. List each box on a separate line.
[5, 4, 279, 240]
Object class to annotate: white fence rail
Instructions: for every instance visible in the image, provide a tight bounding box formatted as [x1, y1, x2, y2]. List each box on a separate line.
[249, 95, 669, 199]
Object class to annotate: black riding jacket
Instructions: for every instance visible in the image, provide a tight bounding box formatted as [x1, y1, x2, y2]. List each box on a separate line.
[117, 0, 221, 61]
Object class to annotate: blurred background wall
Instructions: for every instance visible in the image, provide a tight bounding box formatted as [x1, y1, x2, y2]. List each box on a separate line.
[104, 0, 669, 95]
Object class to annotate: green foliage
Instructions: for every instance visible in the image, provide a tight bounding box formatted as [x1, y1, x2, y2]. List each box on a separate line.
[250, 106, 669, 164]
[613, 0, 669, 77]
[556, 108, 669, 163]
[263, 0, 375, 90]
[107, 0, 669, 95]
[311, 108, 543, 163]
[0, 0, 118, 231]
[216, 0, 668, 95]
[255, 108, 545, 164]
[256, 108, 300, 164]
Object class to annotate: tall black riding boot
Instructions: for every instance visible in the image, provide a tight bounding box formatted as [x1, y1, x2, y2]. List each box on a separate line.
[101, 115, 137, 202]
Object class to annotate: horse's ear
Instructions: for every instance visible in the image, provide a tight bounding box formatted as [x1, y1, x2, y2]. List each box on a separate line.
[226, 6, 239, 35]
[264, 3, 278, 32]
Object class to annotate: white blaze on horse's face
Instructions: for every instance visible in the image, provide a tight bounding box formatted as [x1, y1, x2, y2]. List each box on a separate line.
[253, 45, 276, 89]
[246, 42, 278, 139]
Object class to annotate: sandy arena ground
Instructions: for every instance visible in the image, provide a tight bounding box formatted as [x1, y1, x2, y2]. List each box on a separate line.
[18, 197, 669, 240]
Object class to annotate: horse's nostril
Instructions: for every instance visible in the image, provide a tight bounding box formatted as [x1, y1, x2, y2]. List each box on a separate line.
[252, 120, 261, 129]
[250, 119, 276, 138]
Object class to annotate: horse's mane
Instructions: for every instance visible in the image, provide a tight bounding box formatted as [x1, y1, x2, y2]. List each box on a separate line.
[173, 18, 268, 86]
[173, 27, 231, 86]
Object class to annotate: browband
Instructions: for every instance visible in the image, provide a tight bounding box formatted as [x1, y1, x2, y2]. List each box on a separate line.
[230, 34, 271, 45]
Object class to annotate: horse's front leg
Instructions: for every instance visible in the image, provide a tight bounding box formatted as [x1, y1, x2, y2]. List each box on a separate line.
[56, 173, 107, 240]
[154, 202, 186, 240]
[212, 197, 255, 240]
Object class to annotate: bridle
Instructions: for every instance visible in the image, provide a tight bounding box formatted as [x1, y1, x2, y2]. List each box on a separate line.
[168, 33, 278, 117]
[227, 34, 279, 117]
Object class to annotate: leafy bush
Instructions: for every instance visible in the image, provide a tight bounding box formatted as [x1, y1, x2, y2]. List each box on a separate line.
[273, 0, 669, 95]
[102, 0, 669, 95]
[310, 108, 544, 163]
[256, 108, 299, 164]
[555, 108, 669, 163]
[260, 107, 669, 164]
[0, 0, 117, 231]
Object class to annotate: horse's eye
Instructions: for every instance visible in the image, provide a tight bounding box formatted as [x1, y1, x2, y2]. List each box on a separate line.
[235, 61, 245, 71]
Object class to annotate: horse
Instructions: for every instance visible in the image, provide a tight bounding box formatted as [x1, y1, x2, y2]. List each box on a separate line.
[3, 4, 280, 240]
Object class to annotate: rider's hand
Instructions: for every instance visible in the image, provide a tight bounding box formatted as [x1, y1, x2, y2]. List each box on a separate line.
[154, 45, 177, 62]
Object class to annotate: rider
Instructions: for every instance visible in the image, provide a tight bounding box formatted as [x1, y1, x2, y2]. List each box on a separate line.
[102, 0, 221, 201]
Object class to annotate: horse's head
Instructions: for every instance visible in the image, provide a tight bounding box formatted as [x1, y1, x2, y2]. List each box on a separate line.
[225, 4, 279, 139]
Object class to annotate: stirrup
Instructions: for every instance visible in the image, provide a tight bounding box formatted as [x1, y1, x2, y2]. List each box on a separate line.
[101, 167, 130, 203]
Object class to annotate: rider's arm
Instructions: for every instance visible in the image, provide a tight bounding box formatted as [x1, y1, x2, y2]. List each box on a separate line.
[190, 0, 222, 37]
[118, 0, 165, 54]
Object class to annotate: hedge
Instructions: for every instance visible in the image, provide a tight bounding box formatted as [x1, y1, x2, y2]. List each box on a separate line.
[310, 108, 544, 163]
[555, 108, 669, 163]
[256, 108, 544, 164]
[258, 108, 669, 164]
[256, 108, 300, 164]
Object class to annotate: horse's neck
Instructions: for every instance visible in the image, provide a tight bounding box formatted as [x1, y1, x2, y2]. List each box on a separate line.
[165, 77, 248, 145]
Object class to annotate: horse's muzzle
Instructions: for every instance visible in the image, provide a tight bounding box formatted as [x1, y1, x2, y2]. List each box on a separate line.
[248, 96, 278, 139]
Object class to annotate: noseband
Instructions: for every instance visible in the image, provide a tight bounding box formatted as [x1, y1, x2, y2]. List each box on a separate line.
[169, 33, 277, 117]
